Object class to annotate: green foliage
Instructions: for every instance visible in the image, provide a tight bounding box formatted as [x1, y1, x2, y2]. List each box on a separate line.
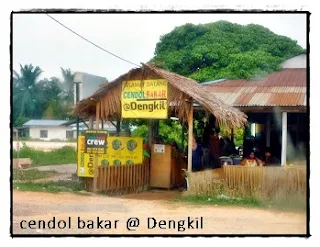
[219, 126, 244, 147]
[13, 65, 76, 126]
[151, 21, 304, 82]
[13, 169, 56, 181]
[131, 124, 149, 141]
[13, 144, 76, 166]
[158, 120, 184, 147]
[174, 194, 261, 207]
[13, 180, 85, 193]
[14, 116, 30, 127]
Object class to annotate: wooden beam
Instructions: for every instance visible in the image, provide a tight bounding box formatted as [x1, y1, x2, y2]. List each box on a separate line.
[89, 117, 94, 129]
[148, 120, 154, 148]
[231, 128, 234, 143]
[281, 112, 287, 166]
[266, 114, 271, 147]
[93, 102, 101, 192]
[187, 102, 194, 175]
[95, 102, 100, 130]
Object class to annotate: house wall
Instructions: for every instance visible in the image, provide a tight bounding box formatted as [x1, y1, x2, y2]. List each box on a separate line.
[29, 126, 74, 141]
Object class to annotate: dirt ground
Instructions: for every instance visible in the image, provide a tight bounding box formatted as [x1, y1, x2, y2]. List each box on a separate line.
[12, 190, 307, 235]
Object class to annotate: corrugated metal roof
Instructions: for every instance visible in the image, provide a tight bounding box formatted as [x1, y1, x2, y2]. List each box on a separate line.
[281, 54, 306, 69]
[201, 79, 227, 85]
[208, 69, 306, 87]
[206, 68, 307, 107]
[23, 120, 68, 126]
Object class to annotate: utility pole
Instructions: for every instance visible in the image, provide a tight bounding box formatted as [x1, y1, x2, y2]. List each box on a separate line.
[74, 81, 81, 176]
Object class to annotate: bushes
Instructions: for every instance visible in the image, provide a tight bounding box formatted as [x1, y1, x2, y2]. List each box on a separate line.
[13, 144, 76, 166]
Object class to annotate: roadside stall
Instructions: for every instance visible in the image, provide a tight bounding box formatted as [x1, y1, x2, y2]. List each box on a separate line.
[72, 63, 247, 193]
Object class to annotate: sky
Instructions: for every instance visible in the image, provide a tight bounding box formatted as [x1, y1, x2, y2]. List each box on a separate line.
[13, 13, 307, 82]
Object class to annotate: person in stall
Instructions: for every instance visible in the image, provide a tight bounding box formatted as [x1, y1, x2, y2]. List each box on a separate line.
[221, 137, 236, 156]
[208, 129, 222, 169]
[263, 148, 280, 166]
[182, 134, 203, 190]
[240, 151, 263, 167]
[185, 134, 203, 172]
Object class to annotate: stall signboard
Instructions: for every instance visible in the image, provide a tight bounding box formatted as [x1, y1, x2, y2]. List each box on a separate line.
[84, 130, 108, 154]
[77, 136, 143, 177]
[98, 136, 143, 166]
[121, 79, 168, 119]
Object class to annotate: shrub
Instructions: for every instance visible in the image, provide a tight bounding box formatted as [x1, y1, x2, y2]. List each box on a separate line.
[13, 144, 76, 166]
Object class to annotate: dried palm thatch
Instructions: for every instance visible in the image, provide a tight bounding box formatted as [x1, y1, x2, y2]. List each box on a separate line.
[187, 166, 306, 200]
[73, 63, 247, 128]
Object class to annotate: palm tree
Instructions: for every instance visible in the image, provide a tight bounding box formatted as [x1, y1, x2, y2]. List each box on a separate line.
[13, 64, 43, 118]
[60, 68, 74, 105]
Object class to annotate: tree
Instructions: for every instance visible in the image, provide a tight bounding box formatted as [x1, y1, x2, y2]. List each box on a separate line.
[13, 64, 43, 119]
[151, 21, 304, 82]
[60, 68, 75, 105]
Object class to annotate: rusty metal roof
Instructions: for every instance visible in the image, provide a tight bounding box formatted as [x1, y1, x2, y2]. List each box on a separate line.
[206, 69, 307, 107]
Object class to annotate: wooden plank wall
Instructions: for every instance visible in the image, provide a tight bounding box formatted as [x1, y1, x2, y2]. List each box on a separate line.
[83, 158, 150, 192]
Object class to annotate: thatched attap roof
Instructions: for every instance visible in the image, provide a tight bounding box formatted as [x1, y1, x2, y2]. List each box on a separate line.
[72, 64, 247, 128]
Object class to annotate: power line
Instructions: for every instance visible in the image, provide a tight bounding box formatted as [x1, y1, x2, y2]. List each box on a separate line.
[46, 14, 140, 67]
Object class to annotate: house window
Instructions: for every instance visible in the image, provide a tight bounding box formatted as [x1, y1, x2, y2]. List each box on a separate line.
[40, 130, 48, 138]
[66, 130, 74, 139]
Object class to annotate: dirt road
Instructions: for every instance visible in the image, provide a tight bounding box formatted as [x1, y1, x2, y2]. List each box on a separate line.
[12, 190, 307, 235]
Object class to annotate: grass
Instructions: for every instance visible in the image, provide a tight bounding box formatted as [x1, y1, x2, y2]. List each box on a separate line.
[14, 137, 77, 142]
[13, 144, 76, 166]
[174, 194, 306, 212]
[13, 169, 57, 181]
[174, 194, 261, 207]
[13, 180, 86, 194]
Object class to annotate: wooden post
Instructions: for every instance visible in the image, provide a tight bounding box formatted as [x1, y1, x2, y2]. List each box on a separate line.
[231, 128, 234, 143]
[181, 121, 185, 152]
[148, 120, 154, 148]
[266, 114, 271, 148]
[187, 102, 193, 175]
[89, 117, 94, 129]
[281, 112, 287, 166]
[116, 118, 121, 136]
[296, 113, 299, 148]
[93, 102, 100, 192]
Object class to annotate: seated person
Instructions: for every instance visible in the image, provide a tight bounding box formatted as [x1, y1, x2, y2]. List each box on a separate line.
[240, 151, 263, 167]
[263, 149, 280, 166]
[185, 134, 203, 172]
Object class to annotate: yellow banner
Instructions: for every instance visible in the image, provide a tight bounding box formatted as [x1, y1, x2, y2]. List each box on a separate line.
[77, 136, 94, 178]
[121, 79, 168, 119]
[77, 136, 143, 177]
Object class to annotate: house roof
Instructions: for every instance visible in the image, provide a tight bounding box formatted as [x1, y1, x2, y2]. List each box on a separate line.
[206, 68, 307, 107]
[23, 120, 68, 127]
[280, 54, 306, 69]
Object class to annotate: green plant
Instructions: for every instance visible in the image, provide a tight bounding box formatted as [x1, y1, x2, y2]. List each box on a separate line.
[13, 169, 56, 181]
[13, 144, 76, 166]
[13, 180, 85, 193]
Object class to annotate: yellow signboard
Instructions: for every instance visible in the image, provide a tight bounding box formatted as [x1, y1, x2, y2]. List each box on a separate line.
[77, 136, 143, 177]
[77, 136, 94, 178]
[121, 79, 168, 119]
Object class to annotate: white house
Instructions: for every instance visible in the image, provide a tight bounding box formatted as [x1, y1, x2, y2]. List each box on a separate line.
[23, 120, 74, 141]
